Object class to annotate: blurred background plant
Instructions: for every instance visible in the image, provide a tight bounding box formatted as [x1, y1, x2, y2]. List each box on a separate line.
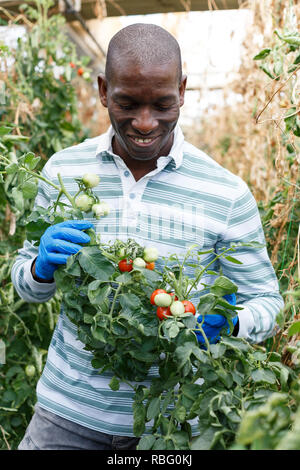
[0, 0, 93, 449]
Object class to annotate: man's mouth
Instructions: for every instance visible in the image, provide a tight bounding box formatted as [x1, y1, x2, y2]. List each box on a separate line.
[129, 135, 159, 147]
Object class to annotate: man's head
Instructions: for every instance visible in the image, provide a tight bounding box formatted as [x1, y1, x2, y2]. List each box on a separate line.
[98, 23, 187, 165]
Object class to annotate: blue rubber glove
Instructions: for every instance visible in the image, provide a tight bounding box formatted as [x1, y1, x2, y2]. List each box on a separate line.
[195, 293, 238, 346]
[35, 220, 94, 281]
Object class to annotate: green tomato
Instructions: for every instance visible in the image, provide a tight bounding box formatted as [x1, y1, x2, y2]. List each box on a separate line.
[82, 173, 100, 188]
[92, 202, 110, 218]
[133, 257, 146, 269]
[75, 194, 94, 212]
[154, 293, 172, 307]
[170, 301, 185, 317]
[143, 247, 159, 263]
[25, 365, 36, 377]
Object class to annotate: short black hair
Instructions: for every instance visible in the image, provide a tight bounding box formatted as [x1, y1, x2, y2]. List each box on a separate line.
[105, 23, 182, 85]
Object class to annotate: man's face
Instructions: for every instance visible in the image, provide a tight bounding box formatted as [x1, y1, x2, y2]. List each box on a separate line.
[98, 59, 187, 163]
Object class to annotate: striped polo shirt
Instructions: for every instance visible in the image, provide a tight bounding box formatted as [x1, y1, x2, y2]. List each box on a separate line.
[11, 125, 284, 436]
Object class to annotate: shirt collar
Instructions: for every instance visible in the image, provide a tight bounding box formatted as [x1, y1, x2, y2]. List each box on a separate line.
[95, 124, 184, 169]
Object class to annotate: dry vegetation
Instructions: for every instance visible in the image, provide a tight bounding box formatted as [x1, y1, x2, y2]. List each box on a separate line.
[183, 0, 300, 356]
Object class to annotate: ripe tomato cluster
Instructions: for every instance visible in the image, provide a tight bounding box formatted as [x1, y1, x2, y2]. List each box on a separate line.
[118, 247, 158, 272]
[150, 289, 196, 320]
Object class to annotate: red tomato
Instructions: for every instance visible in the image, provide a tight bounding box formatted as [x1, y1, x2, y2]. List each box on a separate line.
[150, 289, 166, 305]
[156, 306, 172, 321]
[146, 262, 155, 270]
[118, 259, 133, 272]
[69, 62, 76, 68]
[182, 300, 196, 315]
[77, 67, 84, 76]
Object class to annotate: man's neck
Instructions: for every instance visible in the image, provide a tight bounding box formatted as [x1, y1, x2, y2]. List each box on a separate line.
[112, 137, 171, 182]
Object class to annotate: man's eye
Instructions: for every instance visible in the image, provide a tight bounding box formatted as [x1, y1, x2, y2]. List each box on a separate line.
[156, 104, 173, 111]
[119, 104, 134, 110]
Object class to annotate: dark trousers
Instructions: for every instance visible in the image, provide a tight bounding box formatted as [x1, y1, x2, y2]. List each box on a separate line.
[18, 404, 140, 450]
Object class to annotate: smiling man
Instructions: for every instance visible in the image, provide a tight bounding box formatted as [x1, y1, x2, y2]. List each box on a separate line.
[12, 23, 283, 450]
[98, 24, 187, 180]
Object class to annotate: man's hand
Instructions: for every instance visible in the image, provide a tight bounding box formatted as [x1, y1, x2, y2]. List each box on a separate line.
[34, 220, 94, 281]
[195, 293, 238, 346]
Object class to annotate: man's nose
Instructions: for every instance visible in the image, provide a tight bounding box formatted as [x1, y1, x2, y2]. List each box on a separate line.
[131, 107, 159, 134]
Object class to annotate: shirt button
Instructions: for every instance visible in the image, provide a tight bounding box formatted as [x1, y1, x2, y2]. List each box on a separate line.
[124, 170, 130, 177]
[129, 193, 136, 199]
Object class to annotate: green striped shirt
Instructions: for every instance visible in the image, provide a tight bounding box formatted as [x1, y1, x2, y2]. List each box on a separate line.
[11, 125, 283, 436]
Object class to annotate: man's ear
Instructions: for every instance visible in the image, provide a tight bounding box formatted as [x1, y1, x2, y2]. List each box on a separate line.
[97, 74, 108, 108]
[179, 74, 187, 107]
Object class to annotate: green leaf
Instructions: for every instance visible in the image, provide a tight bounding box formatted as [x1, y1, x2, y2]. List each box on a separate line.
[225, 255, 243, 264]
[197, 293, 216, 314]
[91, 325, 106, 342]
[168, 322, 180, 338]
[288, 320, 300, 337]
[24, 152, 40, 170]
[78, 246, 114, 280]
[133, 402, 146, 437]
[170, 430, 190, 450]
[152, 437, 167, 450]
[109, 376, 120, 391]
[22, 181, 38, 199]
[253, 48, 271, 60]
[251, 368, 277, 384]
[119, 293, 140, 310]
[191, 426, 216, 450]
[137, 434, 156, 450]
[5, 162, 19, 175]
[173, 405, 186, 423]
[26, 220, 50, 241]
[147, 397, 160, 420]
[11, 188, 24, 211]
[88, 281, 111, 305]
[65, 256, 81, 276]
[210, 276, 238, 296]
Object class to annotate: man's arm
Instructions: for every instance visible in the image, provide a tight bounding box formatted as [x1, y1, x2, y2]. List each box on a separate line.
[11, 240, 57, 303]
[216, 180, 284, 343]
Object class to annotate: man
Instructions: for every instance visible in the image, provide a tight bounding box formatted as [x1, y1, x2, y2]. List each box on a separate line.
[12, 23, 283, 450]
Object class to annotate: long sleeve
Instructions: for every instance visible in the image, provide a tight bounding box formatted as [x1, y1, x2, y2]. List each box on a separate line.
[11, 162, 57, 303]
[216, 180, 284, 343]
